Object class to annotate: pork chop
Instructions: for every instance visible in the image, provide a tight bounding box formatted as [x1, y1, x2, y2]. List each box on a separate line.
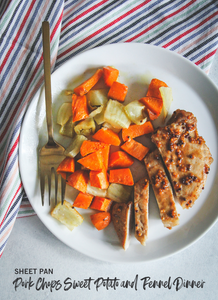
[144, 149, 179, 229]
[151, 109, 213, 209]
[134, 177, 149, 245]
[111, 201, 132, 250]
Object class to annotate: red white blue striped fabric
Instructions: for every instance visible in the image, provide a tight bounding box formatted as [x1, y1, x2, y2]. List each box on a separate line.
[0, 0, 218, 257]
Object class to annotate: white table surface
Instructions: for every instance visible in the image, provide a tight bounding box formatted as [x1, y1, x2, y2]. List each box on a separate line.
[1, 50, 218, 300]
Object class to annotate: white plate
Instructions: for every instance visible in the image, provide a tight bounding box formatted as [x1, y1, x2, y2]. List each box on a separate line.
[19, 43, 218, 263]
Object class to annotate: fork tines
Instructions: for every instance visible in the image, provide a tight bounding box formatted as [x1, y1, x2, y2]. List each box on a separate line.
[40, 166, 66, 206]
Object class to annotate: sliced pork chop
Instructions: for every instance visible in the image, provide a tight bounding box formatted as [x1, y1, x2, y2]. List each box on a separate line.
[134, 177, 149, 245]
[151, 109, 213, 209]
[144, 149, 179, 229]
[111, 201, 132, 250]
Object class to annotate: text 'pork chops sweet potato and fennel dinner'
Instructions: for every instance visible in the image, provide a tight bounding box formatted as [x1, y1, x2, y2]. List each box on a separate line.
[50, 66, 213, 250]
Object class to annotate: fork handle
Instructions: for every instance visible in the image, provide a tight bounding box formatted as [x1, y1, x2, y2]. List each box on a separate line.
[42, 21, 54, 145]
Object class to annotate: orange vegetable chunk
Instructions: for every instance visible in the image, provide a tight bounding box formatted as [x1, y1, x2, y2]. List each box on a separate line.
[67, 170, 89, 193]
[107, 81, 128, 102]
[72, 94, 89, 122]
[90, 212, 111, 230]
[90, 167, 109, 189]
[141, 78, 168, 120]
[80, 140, 108, 156]
[121, 139, 149, 161]
[92, 128, 121, 146]
[122, 121, 154, 142]
[56, 157, 75, 173]
[77, 150, 103, 170]
[101, 144, 110, 169]
[80, 140, 110, 169]
[109, 168, 134, 186]
[90, 196, 113, 212]
[108, 151, 134, 168]
[74, 69, 103, 96]
[146, 78, 168, 99]
[103, 66, 119, 87]
[73, 192, 93, 209]
[146, 108, 159, 120]
[140, 96, 163, 116]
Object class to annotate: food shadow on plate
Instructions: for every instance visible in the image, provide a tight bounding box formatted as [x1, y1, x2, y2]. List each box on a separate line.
[147, 188, 162, 221]
[65, 66, 107, 92]
[124, 80, 149, 105]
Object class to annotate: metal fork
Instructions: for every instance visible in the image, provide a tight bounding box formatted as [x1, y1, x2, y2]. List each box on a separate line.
[39, 21, 66, 206]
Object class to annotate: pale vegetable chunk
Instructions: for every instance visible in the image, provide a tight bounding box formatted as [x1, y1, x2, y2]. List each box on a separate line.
[124, 100, 147, 125]
[57, 103, 72, 125]
[159, 86, 173, 119]
[94, 105, 106, 125]
[104, 99, 131, 129]
[74, 118, 96, 136]
[64, 135, 87, 157]
[86, 182, 107, 197]
[65, 90, 73, 96]
[89, 105, 104, 118]
[51, 200, 84, 231]
[59, 116, 75, 138]
[102, 122, 121, 133]
[107, 183, 132, 202]
[87, 89, 108, 110]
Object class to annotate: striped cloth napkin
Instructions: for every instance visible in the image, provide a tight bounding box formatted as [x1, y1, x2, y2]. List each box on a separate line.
[0, 0, 218, 257]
